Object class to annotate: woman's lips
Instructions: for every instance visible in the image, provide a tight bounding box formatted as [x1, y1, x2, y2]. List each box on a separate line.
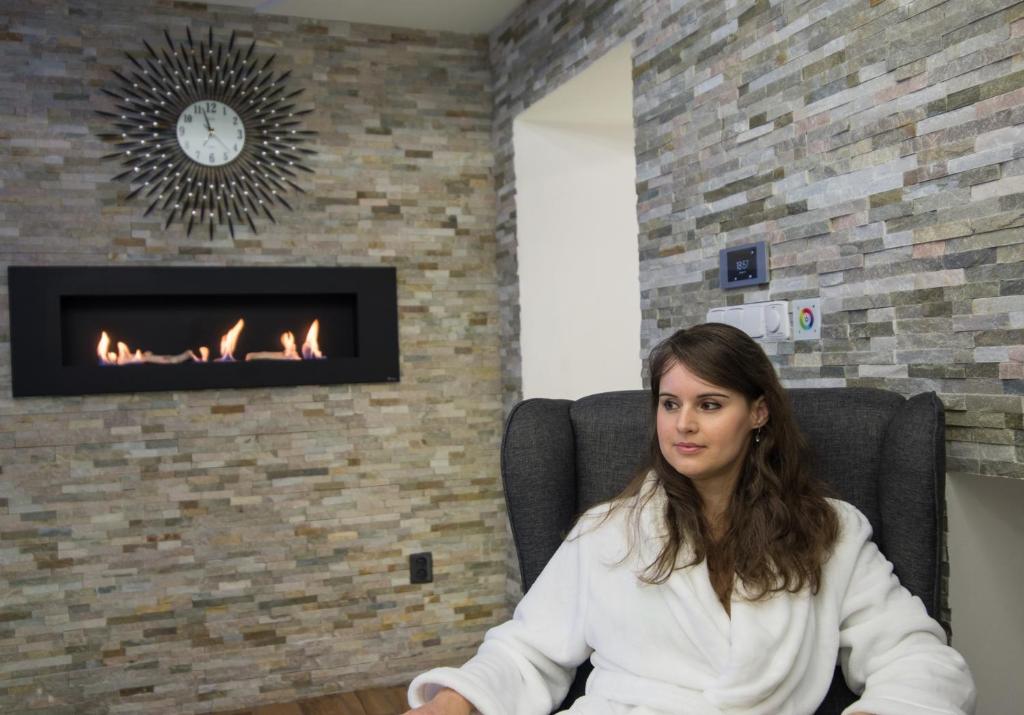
[674, 443, 705, 454]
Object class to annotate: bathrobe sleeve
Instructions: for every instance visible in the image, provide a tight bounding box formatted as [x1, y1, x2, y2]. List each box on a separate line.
[835, 503, 976, 715]
[407, 519, 596, 715]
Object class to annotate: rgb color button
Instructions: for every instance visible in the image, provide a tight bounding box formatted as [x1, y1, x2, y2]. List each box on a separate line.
[792, 299, 821, 341]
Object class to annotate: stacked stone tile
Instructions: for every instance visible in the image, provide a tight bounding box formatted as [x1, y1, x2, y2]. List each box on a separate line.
[3, 0, 1024, 709]
[0, 1, 504, 713]
[490, 0, 1024, 622]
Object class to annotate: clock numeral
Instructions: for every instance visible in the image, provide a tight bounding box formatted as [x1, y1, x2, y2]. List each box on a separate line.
[223, 152, 229, 161]
[209, 152, 216, 163]
[184, 114, 193, 123]
[206, 102, 217, 113]
[237, 130, 243, 140]
[233, 116, 239, 125]
[233, 144, 238, 152]
[178, 126, 185, 136]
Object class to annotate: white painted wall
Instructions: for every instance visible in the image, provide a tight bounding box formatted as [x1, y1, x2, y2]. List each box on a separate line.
[513, 43, 642, 401]
[947, 473, 1024, 714]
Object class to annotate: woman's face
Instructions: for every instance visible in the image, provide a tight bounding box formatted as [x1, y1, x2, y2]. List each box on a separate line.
[656, 360, 767, 490]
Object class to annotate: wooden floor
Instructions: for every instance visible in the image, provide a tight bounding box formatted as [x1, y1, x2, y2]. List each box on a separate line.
[215, 685, 409, 715]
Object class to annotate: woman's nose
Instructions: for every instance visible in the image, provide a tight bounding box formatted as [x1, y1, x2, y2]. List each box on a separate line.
[676, 407, 697, 432]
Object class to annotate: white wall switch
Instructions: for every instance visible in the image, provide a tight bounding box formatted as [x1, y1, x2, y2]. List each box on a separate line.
[707, 301, 789, 342]
[741, 305, 765, 338]
[761, 300, 790, 341]
[792, 298, 821, 340]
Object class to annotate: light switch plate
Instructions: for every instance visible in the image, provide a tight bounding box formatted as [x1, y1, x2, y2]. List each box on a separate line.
[741, 306, 765, 338]
[761, 300, 790, 341]
[792, 298, 821, 340]
[707, 301, 789, 342]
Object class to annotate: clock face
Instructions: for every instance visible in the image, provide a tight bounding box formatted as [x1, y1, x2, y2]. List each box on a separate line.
[99, 28, 316, 239]
[176, 100, 245, 167]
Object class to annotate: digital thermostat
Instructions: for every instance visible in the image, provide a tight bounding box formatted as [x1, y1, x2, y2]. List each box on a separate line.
[719, 241, 769, 289]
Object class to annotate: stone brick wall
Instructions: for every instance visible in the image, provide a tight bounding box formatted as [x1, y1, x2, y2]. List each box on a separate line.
[0, 2, 505, 713]
[491, 0, 1024, 618]
[4, 0, 1024, 709]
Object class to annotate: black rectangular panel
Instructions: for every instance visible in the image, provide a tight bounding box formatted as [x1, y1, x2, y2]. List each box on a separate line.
[8, 266, 400, 397]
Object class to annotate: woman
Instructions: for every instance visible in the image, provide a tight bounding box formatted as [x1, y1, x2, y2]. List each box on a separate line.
[404, 323, 975, 715]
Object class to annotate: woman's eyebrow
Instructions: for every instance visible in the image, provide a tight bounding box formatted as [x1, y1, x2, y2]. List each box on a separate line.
[658, 391, 731, 399]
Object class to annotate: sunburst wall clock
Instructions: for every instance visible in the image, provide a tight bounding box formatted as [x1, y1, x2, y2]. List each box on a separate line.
[96, 27, 316, 239]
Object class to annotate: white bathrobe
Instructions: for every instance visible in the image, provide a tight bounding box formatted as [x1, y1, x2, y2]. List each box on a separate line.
[408, 483, 975, 715]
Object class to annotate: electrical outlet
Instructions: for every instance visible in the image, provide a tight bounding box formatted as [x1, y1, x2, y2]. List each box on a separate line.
[409, 552, 433, 584]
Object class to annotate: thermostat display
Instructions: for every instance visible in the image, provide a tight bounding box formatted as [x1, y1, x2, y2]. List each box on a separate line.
[719, 241, 768, 289]
[727, 247, 757, 282]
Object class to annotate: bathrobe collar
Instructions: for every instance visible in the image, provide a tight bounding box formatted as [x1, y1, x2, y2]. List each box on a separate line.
[633, 473, 817, 712]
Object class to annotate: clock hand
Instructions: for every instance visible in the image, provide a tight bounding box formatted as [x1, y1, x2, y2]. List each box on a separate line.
[211, 135, 230, 152]
[200, 108, 213, 132]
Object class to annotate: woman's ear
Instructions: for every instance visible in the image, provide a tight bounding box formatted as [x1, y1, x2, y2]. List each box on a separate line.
[751, 396, 769, 429]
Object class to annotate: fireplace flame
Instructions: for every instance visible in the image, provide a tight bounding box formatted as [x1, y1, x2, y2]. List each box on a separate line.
[282, 331, 300, 360]
[217, 319, 245, 362]
[95, 316, 324, 365]
[98, 331, 113, 365]
[117, 341, 144, 365]
[97, 331, 144, 365]
[301, 319, 324, 360]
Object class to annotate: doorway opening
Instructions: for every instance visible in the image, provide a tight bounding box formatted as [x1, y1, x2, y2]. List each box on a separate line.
[513, 43, 641, 400]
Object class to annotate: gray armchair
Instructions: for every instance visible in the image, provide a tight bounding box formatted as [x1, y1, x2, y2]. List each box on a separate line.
[500, 387, 945, 714]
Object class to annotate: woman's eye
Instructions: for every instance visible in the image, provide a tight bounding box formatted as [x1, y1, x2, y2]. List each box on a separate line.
[700, 401, 721, 410]
[661, 399, 678, 411]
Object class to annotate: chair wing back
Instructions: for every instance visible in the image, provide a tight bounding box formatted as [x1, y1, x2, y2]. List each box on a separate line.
[501, 397, 576, 593]
[787, 388, 945, 617]
[500, 386, 945, 713]
[502, 391, 650, 591]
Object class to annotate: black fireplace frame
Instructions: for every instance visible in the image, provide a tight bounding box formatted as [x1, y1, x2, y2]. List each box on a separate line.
[8, 266, 400, 398]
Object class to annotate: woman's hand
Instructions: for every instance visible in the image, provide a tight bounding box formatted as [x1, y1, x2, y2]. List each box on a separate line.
[402, 687, 473, 715]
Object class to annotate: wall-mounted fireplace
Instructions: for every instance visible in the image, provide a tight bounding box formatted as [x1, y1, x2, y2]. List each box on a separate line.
[8, 266, 400, 397]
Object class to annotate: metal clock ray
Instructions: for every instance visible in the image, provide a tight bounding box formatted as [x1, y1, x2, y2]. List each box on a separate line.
[96, 27, 316, 239]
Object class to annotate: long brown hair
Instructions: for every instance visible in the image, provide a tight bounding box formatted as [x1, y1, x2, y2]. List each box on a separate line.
[614, 322, 838, 604]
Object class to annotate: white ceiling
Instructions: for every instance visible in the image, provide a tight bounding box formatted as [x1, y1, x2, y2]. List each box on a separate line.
[203, 0, 526, 34]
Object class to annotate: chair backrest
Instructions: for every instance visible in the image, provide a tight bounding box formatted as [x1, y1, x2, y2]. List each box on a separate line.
[500, 387, 945, 714]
